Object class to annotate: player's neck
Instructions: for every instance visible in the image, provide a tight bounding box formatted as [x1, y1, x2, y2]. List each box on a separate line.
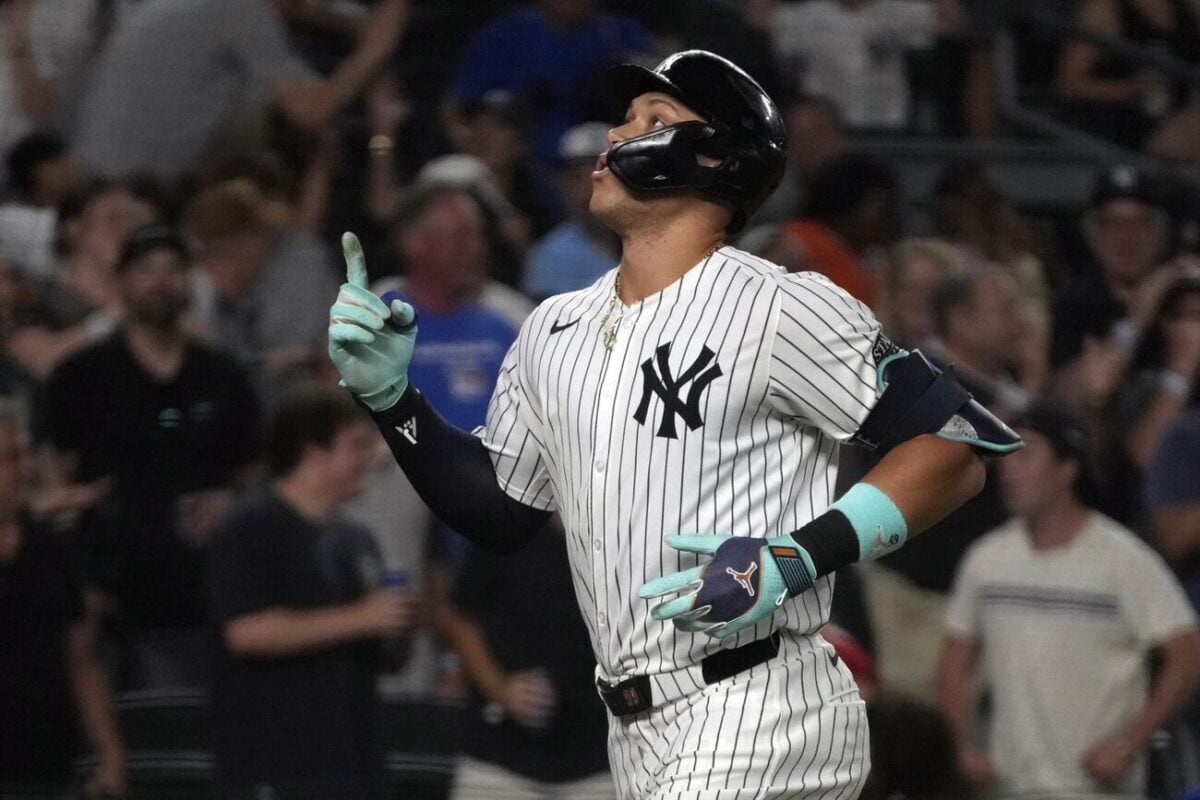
[616, 221, 724, 304]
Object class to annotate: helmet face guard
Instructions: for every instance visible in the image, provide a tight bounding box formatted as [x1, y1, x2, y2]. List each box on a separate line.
[606, 122, 720, 194]
[602, 50, 787, 233]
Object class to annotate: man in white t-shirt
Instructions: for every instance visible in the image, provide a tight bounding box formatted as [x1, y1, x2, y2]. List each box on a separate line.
[938, 401, 1200, 799]
[771, 0, 960, 129]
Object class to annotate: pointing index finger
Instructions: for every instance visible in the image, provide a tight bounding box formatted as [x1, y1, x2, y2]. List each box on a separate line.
[342, 231, 368, 288]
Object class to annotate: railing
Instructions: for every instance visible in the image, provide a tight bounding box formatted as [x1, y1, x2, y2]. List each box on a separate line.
[60, 689, 465, 799]
[994, 0, 1200, 186]
[843, 0, 1200, 230]
[1012, 2, 1200, 86]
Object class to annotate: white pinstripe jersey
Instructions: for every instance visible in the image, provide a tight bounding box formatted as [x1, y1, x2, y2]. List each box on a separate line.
[479, 247, 884, 684]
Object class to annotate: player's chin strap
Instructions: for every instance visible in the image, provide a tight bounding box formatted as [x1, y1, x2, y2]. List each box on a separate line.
[852, 349, 1024, 455]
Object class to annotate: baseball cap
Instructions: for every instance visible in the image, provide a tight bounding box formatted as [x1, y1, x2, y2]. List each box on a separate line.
[461, 89, 527, 129]
[117, 224, 188, 272]
[414, 154, 516, 219]
[558, 122, 610, 164]
[1012, 400, 1090, 461]
[1089, 164, 1163, 210]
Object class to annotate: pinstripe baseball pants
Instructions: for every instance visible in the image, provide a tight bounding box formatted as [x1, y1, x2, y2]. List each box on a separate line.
[608, 633, 869, 800]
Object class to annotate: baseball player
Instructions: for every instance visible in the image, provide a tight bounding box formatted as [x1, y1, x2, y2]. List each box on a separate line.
[329, 50, 1022, 799]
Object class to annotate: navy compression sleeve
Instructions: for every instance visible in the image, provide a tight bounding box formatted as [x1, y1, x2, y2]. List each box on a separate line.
[368, 387, 549, 552]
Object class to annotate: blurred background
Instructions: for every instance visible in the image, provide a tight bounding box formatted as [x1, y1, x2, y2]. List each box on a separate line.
[2, 0, 1200, 798]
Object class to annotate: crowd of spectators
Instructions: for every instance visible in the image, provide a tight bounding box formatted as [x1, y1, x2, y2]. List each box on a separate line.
[1, 0, 1200, 798]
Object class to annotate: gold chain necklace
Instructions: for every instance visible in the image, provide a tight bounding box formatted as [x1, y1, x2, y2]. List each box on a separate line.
[599, 242, 723, 351]
[598, 274, 622, 351]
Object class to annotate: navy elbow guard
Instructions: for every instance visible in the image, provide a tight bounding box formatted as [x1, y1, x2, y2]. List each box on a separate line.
[852, 350, 1023, 455]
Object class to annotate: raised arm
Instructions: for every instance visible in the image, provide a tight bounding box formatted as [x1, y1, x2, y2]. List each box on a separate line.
[327, 233, 549, 551]
[270, 0, 409, 131]
[1056, 0, 1151, 104]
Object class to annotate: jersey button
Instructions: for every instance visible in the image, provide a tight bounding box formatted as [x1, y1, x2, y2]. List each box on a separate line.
[593, 538, 602, 551]
[623, 318, 634, 329]
[594, 459, 606, 472]
[598, 613, 607, 627]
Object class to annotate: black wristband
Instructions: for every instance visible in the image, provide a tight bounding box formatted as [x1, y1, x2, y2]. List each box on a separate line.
[789, 510, 860, 579]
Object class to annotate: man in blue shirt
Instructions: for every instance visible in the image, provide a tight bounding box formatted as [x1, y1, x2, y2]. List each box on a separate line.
[451, 0, 654, 163]
[523, 122, 619, 300]
[393, 187, 517, 433]
[388, 185, 523, 569]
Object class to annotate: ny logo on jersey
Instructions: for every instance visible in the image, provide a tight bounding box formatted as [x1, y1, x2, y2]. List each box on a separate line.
[633, 342, 723, 439]
[726, 562, 758, 597]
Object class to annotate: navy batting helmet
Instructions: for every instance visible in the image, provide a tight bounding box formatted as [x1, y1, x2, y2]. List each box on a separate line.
[603, 50, 787, 232]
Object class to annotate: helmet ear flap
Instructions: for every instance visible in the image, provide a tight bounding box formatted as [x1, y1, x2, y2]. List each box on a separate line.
[691, 121, 731, 158]
[689, 123, 742, 180]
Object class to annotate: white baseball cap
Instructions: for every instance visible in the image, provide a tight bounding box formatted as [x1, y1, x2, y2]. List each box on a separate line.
[558, 122, 611, 164]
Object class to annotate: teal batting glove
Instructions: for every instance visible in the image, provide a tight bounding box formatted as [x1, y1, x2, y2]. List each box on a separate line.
[639, 534, 817, 641]
[328, 232, 417, 412]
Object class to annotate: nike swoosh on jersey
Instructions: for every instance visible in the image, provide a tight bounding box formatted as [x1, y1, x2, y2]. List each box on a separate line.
[550, 318, 580, 334]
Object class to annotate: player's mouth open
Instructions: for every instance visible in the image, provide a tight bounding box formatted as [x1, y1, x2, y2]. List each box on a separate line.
[594, 152, 609, 175]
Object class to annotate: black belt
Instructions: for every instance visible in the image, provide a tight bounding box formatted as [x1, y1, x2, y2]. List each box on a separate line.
[597, 634, 782, 717]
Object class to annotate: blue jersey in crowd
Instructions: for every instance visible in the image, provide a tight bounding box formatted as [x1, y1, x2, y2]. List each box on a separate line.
[522, 221, 616, 300]
[452, 6, 652, 162]
[406, 301, 517, 432]
[406, 299, 518, 568]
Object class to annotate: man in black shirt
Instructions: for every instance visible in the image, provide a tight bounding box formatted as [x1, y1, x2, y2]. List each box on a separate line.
[1052, 166, 1173, 393]
[42, 225, 261, 688]
[208, 388, 419, 798]
[445, 524, 613, 799]
[0, 402, 126, 797]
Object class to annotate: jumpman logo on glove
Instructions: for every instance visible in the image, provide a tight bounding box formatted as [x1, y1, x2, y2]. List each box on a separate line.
[725, 563, 758, 597]
[639, 534, 816, 640]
